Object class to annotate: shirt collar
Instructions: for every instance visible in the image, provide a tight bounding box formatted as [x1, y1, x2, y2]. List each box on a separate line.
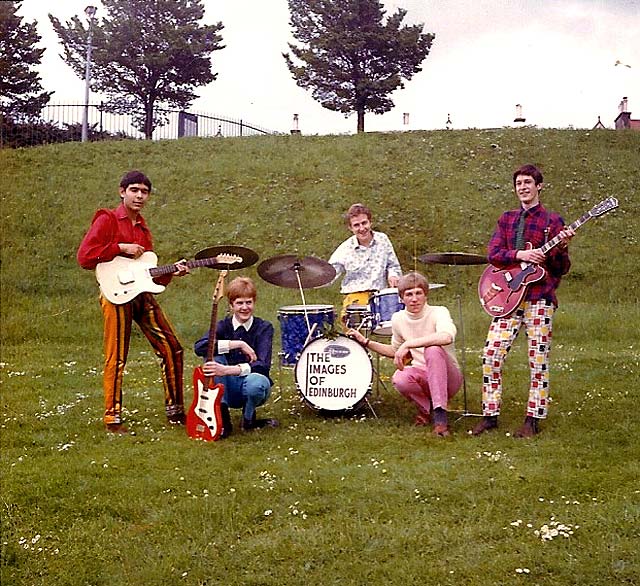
[232, 315, 253, 331]
[352, 232, 377, 249]
[115, 202, 146, 226]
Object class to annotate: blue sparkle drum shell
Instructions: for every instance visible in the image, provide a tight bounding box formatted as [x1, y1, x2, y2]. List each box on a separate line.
[277, 304, 335, 366]
[370, 288, 404, 336]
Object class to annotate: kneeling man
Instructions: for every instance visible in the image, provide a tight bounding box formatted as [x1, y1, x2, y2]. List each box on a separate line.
[194, 277, 277, 437]
[349, 272, 462, 436]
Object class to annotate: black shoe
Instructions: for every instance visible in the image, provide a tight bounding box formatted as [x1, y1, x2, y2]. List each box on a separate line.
[472, 416, 498, 436]
[220, 404, 233, 438]
[242, 414, 279, 431]
[167, 412, 186, 425]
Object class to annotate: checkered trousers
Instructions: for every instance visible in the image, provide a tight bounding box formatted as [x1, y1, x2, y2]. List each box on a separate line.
[481, 300, 555, 419]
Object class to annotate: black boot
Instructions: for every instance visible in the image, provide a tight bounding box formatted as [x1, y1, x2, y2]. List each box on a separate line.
[220, 404, 232, 438]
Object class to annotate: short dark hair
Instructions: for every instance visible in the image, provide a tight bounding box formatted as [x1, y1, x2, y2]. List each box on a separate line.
[513, 164, 543, 186]
[120, 170, 152, 191]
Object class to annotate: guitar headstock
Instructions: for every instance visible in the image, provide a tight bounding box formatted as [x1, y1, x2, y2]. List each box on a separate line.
[589, 197, 619, 217]
[212, 272, 227, 302]
[215, 253, 243, 266]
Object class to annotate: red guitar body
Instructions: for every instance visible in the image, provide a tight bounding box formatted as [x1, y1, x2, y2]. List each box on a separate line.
[478, 260, 545, 318]
[186, 367, 224, 441]
[186, 270, 228, 441]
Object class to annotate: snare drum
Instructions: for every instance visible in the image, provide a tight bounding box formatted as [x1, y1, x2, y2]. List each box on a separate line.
[370, 288, 404, 336]
[295, 334, 372, 413]
[278, 305, 335, 366]
[343, 304, 373, 333]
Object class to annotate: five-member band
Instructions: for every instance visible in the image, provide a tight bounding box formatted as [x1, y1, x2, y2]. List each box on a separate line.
[78, 166, 579, 439]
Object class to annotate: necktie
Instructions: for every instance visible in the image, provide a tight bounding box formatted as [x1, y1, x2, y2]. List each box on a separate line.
[515, 209, 527, 249]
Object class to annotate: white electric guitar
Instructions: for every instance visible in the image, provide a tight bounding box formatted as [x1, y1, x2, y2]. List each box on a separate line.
[95, 251, 241, 304]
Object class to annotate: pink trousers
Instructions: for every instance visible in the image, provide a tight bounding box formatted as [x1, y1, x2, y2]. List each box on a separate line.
[392, 346, 463, 414]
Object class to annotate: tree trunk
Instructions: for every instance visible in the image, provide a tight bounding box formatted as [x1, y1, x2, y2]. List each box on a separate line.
[144, 105, 153, 140]
[357, 109, 365, 133]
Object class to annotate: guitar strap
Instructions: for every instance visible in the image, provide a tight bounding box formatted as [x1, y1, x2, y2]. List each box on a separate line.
[543, 210, 550, 244]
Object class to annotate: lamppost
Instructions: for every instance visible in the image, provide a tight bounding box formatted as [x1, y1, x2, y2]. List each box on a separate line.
[81, 5, 97, 143]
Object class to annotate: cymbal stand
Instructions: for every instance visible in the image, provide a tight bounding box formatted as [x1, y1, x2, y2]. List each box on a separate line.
[449, 263, 483, 420]
[293, 262, 313, 335]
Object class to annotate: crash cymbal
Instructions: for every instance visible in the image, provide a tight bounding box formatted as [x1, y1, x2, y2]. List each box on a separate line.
[195, 245, 259, 269]
[418, 252, 487, 266]
[258, 254, 336, 289]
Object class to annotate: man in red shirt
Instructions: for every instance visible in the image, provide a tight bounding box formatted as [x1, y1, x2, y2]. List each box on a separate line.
[473, 164, 574, 438]
[77, 170, 188, 433]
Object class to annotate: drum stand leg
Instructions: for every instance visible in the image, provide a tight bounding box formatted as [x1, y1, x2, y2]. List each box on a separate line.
[372, 352, 391, 400]
[364, 397, 378, 419]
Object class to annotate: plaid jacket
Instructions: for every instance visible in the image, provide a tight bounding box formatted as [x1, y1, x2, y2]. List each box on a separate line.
[487, 203, 571, 306]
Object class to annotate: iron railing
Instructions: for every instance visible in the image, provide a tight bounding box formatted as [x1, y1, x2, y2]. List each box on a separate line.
[1, 102, 279, 147]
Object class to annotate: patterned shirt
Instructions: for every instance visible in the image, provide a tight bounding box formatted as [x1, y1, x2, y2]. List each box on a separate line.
[487, 203, 571, 306]
[329, 231, 402, 293]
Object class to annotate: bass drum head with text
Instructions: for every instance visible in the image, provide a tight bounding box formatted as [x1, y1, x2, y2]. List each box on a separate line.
[294, 335, 372, 414]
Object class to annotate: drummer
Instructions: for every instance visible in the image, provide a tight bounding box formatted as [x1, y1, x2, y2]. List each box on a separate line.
[348, 271, 463, 437]
[328, 203, 402, 327]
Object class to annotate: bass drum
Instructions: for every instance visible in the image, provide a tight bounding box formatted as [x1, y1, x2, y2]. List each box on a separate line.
[294, 334, 372, 414]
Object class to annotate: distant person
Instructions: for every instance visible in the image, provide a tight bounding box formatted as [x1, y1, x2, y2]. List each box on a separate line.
[473, 164, 575, 438]
[194, 277, 277, 437]
[329, 203, 402, 325]
[77, 170, 189, 433]
[349, 272, 462, 437]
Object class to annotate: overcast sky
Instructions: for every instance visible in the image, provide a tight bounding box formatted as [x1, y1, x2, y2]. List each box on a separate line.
[17, 0, 640, 135]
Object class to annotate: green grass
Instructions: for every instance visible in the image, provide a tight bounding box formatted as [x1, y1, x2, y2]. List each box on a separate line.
[1, 128, 639, 585]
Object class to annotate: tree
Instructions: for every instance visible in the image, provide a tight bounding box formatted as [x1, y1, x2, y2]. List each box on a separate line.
[284, 0, 434, 133]
[50, 0, 224, 139]
[0, 1, 52, 122]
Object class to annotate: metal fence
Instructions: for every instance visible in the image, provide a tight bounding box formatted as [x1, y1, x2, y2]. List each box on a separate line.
[41, 102, 279, 140]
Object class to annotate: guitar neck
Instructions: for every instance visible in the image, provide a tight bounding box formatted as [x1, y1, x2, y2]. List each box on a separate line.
[540, 212, 591, 254]
[149, 257, 218, 278]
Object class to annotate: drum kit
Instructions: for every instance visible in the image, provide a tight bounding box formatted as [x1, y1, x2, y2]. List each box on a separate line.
[196, 245, 487, 419]
[257, 254, 375, 414]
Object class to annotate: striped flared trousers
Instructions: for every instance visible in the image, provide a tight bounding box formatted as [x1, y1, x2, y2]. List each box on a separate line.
[100, 293, 184, 425]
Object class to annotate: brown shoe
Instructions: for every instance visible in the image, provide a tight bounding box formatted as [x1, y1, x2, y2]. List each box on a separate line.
[471, 416, 498, 436]
[414, 412, 431, 427]
[433, 423, 450, 437]
[167, 412, 186, 425]
[106, 423, 129, 434]
[513, 419, 539, 438]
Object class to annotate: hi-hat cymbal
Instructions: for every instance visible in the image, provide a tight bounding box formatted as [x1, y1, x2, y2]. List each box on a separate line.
[418, 252, 487, 266]
[258, 255, 336, 289]
[195, 245, 259, 269]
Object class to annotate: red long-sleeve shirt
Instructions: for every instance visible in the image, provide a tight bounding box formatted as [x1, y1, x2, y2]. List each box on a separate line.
[77, 203, 172, 287]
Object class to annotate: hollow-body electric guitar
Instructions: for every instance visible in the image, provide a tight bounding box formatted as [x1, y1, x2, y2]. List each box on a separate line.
[96, 251, 235, 304]
[478, 197, 618, 318]
[186, 271, 227, 441]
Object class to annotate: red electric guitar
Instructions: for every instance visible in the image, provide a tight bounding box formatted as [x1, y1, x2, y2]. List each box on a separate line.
[478, 197, 618, 318]
[186, 270, 228, 441]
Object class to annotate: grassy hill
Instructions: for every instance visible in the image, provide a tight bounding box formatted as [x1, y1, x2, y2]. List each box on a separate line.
[1, 129, 639, 585]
